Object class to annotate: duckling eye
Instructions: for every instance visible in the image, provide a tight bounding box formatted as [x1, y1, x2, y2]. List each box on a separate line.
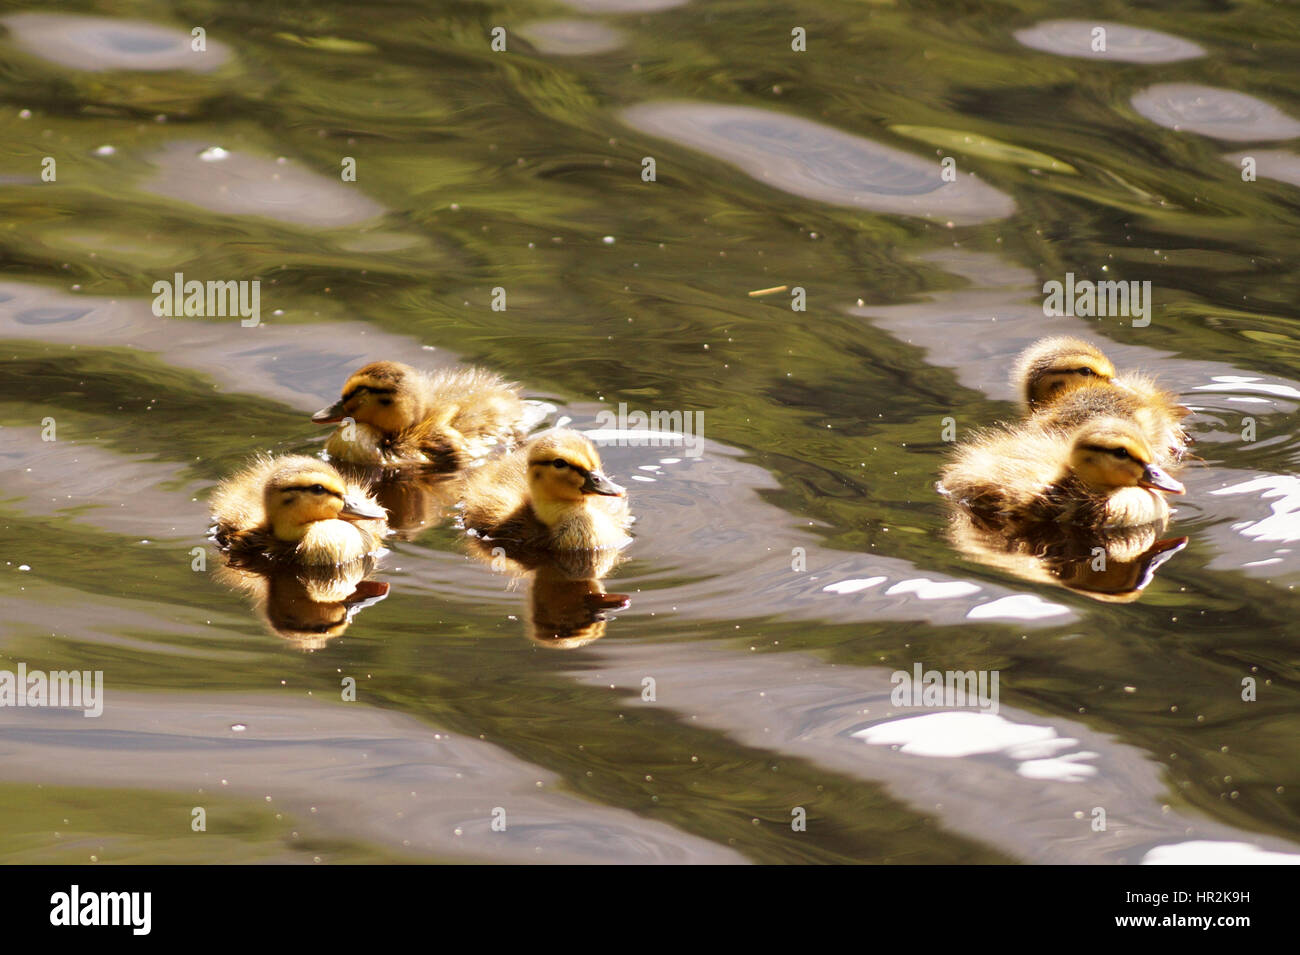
[1075, 367, 1095, 377]
[309, 484, 327, 494]
[1110, 448, 1131, 461]
[552, 459, 569, 469]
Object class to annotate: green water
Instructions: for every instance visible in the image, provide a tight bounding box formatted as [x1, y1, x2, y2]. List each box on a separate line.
[1, 1, 1299, 864]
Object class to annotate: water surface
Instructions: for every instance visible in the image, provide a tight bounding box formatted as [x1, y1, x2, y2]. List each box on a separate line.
[1, 1, 1299, 864]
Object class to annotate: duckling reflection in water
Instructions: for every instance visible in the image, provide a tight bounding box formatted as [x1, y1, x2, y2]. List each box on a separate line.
[947, 510, 1187, 603]
[214, 559, 390, 650]
[457, 429, 632, 558]
[466, 540, 630, 649]
[312, 360, 526, 470]
[210, 455, 388, 566]
[1013, 336, 1191, 465]
[527, 564, 630, 649]
[330, 463, 459, 541]
[939, 417, 1185, 530]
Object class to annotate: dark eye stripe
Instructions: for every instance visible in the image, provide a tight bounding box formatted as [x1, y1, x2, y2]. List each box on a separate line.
[340, 384, 397, 403]
[530, 458, 591, 477]
[280, 484, 344, 499]
[1080, 443, 1141, 462]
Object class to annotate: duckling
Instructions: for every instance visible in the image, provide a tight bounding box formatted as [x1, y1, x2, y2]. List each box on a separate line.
[1014, 336, 1116, 409]
[458, 429, 631, 556]
[312, 361, 525, 470]
[1013, 336, 1190, 462]
[210, 455, 388, 567]
[939, 417, 1185, 529]
[1040, 379, 1190, 466]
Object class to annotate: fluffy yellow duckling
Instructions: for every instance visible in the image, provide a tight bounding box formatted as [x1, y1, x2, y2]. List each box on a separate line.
[458, 429, 631, 555]
[1014, 336, 1116, 408]
[1013, 336, 1190, 462]
[939, 417, 1185, 529]
[312, 361, 526, 469]
[211, 455, 388, 566]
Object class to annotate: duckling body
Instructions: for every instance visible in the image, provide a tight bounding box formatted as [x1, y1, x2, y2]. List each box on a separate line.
[939, 417, 1184, 529]
[313, 361, 525, 470]
[1033, 377, 1188, 465]
[210, 455, 388, 566]
[1013, 336, 1190, 463]
[459, 429, 631, 559]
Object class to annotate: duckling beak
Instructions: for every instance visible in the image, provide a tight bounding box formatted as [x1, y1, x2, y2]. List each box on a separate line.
[311, 400, 346, 424]
[582, 470, 625, 497]
[339, 495, 388, 521]
[1139, 465, 1185, 495]
[585, 592, 631, 614]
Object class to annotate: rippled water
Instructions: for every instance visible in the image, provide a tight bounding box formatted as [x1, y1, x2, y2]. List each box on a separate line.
[1, 2, 1299, 864]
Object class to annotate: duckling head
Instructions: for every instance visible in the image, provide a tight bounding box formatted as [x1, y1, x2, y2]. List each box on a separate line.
[1015, 336, 1116, 410]
[312, 361, 425, 437]
[1066, 419, 1185, 495]
[525, 430, 624, 520]
[263, 461, 387, 542]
